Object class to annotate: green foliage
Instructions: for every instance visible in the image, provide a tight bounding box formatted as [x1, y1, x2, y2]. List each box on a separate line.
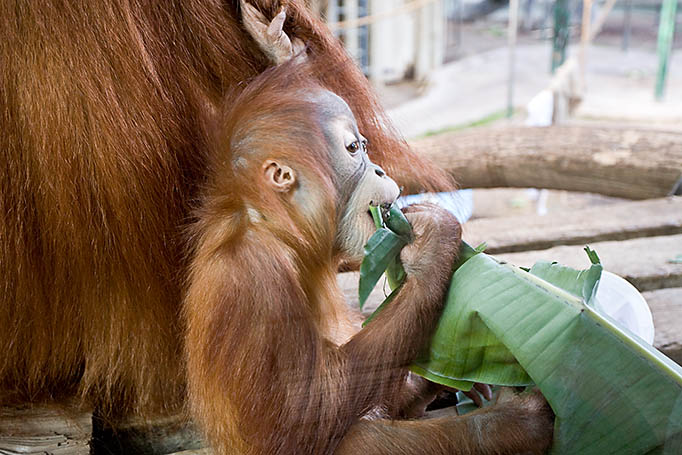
[359, 204, 412, 310]
[358, 227, 406, 310]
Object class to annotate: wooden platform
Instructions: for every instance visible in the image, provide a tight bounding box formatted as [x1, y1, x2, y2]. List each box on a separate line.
[0, 405, 91, 455]
[463, 197, 682, 254]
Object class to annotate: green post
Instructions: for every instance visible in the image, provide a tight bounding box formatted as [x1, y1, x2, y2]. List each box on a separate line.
[655, 0, 679, 100]
[552, 0, 571, 73]
[508, 0, 519, 118]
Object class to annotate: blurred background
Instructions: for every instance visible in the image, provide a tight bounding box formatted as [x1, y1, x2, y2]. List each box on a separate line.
[306, 0, 680, 219]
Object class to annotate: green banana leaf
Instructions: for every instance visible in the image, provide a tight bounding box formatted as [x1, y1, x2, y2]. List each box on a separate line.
[358, 227, 404, 309]
[358, 205, 411, 309]
[358, 206, 682, 454]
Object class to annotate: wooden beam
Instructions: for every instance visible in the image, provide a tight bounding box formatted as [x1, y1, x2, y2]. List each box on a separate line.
[0, 405, 91, 455]
[495, 234, 682, 292]
[464, 197, 682, 254]
[339, 234, 682, 309]
[411, 126, 682, 200]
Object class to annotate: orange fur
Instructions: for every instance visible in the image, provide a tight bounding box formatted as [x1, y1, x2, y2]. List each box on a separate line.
[0, 0, 450, 418]
[184, 65, 553, 454]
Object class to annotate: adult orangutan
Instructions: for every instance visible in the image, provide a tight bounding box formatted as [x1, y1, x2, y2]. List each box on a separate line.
[0, 0, 444, 412]
[0, 0, 554, 453]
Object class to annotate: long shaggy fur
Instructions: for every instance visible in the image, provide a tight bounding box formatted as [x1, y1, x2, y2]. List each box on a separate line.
[0, 0, 451, 418]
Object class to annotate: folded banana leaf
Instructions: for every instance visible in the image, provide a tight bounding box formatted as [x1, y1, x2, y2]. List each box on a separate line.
[359, 206, 682, 454]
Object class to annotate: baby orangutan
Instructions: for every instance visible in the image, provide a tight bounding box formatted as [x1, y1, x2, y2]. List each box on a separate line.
[184, 62, 554, 454]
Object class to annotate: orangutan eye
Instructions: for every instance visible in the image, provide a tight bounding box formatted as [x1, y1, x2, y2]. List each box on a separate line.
[346, 141, 360, 154]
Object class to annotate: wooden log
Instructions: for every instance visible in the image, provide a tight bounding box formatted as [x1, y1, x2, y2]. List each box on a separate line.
[0, 405, 91, 455]
[411, 126, 682, 200]
[464, 197, 682, 254]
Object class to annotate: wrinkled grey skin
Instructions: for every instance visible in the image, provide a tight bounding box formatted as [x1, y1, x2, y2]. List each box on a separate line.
[308, 90, 400, 262]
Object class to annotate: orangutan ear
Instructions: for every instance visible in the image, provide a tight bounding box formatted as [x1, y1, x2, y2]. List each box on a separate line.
[263, 160, 296, 192]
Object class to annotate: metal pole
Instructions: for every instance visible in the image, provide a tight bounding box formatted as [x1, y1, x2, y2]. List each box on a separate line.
[543, 0, 552, 40]
[345, 0, 360, 61]
[655, 0, 678, 100]
[552, 0, 570, 73]
[580, 0, 592, 88]
[457, 0, 463, 47]
[508, 0, 519, 117]
[523, 0, 534, 31]
[622, 0, 633, 51]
